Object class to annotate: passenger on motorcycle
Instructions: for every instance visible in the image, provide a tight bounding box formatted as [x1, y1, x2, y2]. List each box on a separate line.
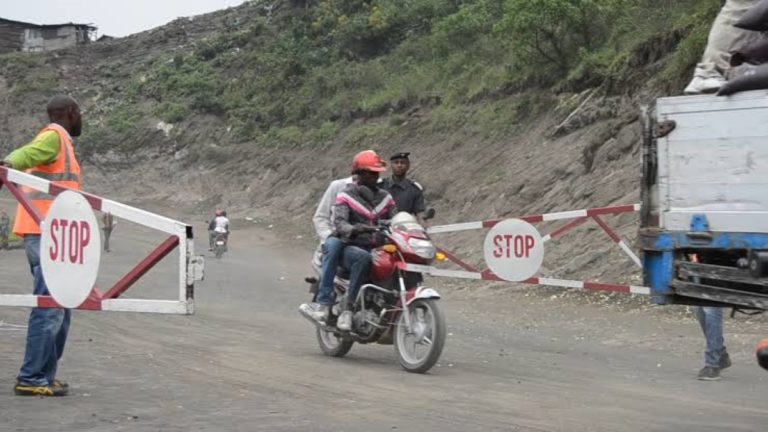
[331, 150, 398, 331]
[299, 173, 355, 324]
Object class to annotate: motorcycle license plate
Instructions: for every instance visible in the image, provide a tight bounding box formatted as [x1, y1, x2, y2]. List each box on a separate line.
[216, 241, 225, 246]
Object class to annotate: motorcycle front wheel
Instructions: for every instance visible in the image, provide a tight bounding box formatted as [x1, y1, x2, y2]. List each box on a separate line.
[316, 326, 354, 357]
[394, 299, 446, 373]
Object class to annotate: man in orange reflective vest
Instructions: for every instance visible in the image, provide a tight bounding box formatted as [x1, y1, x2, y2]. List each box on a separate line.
[0, 95, 82, 397]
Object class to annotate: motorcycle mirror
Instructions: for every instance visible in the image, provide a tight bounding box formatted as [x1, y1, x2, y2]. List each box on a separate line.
[424, 208, 436, 220]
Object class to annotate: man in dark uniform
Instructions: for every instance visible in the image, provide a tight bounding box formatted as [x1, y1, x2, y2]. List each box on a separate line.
[380, 152, 425, 220]
[381, 152, 427, 288]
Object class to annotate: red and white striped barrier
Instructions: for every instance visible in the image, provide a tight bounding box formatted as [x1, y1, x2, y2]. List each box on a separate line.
[0, 166, 201, 314]
[421, 204, 649, 296]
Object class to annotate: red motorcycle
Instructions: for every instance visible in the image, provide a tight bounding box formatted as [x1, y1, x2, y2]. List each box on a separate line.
[302, 210, 446, 373]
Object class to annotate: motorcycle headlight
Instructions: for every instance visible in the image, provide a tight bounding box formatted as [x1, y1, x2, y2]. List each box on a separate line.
[408, 238, 436, 260]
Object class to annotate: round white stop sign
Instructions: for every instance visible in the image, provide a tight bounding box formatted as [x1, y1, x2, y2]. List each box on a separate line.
[483, 219, 544, 282]
[40, 191, 101, 308]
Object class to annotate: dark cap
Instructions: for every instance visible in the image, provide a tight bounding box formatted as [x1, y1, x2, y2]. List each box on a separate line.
[390, 152, 410, 161]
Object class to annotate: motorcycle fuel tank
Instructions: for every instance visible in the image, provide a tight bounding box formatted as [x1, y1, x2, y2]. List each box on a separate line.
[371, 248, 397, 282]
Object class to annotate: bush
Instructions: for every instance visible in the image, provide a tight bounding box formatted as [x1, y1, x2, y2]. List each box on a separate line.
[153, 102, 189, 123]
[105, 104, 142, 133]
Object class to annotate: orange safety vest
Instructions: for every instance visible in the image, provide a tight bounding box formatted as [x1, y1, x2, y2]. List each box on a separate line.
[13, 123, 81, 236]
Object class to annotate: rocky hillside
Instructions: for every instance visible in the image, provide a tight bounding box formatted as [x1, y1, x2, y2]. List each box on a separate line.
[0, 0, 722, 283]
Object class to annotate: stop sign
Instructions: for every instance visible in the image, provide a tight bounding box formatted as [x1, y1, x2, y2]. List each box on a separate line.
[483, 219, 544, 281]
[40, 191, 101, 308]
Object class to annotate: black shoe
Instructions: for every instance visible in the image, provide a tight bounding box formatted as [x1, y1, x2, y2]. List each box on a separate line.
[14, 382, 68, 396]
[697, 366, 721, 381]
[719, 352, 732, 370]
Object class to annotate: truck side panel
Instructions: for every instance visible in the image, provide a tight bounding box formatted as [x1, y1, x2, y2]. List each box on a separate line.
[657, 91, 768, 233]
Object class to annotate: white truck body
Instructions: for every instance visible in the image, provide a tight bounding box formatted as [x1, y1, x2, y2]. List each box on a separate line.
[655, 90, 768, 233]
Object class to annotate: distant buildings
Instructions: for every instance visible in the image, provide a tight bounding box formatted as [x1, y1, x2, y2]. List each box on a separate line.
[0, 18, 97, 54]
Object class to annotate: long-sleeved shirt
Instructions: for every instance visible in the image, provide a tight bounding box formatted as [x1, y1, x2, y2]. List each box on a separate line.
[3, 130, 60, 171]
[333, 183, 397, 248]
[312, 176, 353, 242]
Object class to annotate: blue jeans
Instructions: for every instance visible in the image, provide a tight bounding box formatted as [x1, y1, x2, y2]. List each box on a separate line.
[341, 245, 372, 309]
[17, 235, 71, 386]
[694, 306, 725, 368]
[316, 237, 344, 305]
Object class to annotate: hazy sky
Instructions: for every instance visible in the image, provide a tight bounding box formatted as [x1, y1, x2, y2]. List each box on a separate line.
[4, 0, 249, 37]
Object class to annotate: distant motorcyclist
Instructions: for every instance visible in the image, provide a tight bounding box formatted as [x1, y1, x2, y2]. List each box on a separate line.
[331, 150, 397, 331]
[213, 210, 230, 244]
[209, 209, 224, 250]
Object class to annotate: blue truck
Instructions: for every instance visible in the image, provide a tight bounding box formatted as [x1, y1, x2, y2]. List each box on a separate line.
[640, 90, 768, 310]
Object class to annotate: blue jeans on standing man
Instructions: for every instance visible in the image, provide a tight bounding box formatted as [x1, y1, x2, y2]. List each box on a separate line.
[17, 235, 71, 386]
[694, 306, 725, 368]
[316, 237, 344, 306]
[341, 245, 372, 309]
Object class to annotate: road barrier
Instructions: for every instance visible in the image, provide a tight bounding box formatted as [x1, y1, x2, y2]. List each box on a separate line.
[0, 166, 202, 314]
[416, 204, 650, 295]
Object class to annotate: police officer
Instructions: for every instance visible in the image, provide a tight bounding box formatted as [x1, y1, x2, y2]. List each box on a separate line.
[380, 152, 426, 220]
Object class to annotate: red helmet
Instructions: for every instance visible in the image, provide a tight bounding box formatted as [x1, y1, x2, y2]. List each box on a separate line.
[757, 338, 768, 371]
[352, 150, 387, 173]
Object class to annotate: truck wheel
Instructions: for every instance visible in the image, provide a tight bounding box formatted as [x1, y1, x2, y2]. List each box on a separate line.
[749, 251, 768, 278]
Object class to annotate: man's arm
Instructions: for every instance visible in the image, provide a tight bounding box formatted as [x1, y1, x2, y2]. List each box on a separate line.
[3, 131, 59, 171]
[313, 181, 341, 241]
[332, 202, 355, 241]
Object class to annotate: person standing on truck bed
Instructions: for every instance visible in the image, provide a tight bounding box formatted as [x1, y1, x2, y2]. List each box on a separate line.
[684, 0, 761, 94]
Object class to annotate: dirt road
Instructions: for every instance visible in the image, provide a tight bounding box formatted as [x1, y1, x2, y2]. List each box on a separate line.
[0, 219, 766, 432]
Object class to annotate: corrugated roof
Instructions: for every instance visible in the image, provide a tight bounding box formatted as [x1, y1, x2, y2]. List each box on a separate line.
[0, 17, 96, 30]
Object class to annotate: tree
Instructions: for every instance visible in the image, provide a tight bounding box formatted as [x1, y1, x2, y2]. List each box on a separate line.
[497, 0, 621, 75]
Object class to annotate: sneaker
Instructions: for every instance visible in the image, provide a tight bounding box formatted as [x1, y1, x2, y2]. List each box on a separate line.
[337, 311, 352, 331]
[14, 382, 68, 396]
[52, 379, 69, 389]
[684, 76, 725, 95]
[697, 366, 721, 381]
[299, 302, 329, 323]
[719, 351, 732, 370]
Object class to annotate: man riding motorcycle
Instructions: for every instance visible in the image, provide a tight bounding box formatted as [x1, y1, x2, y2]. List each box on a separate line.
[301, 150, 397, 331]
[212, 209, 230, 245]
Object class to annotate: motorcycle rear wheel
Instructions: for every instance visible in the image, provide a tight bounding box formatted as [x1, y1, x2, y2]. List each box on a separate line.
[317, 326, 354, 357]
[394, 299, 446, 374]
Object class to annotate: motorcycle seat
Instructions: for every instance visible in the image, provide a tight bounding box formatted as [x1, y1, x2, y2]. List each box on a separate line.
[336, 266, 351, 280]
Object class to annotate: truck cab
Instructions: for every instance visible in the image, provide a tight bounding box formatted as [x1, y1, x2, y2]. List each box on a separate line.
[640, 90, 768, 310]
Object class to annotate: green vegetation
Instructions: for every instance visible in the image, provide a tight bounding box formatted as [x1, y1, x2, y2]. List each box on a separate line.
[0, 52, 58, 100]
[130, 0, 715, 145]
[154, 101, 190, 123]
[0, 0, 723, 154]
